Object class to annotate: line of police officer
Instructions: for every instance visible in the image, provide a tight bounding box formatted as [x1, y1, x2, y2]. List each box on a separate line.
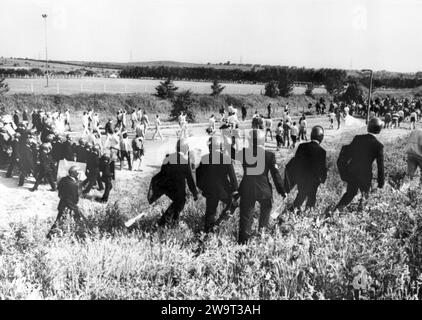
[4, 122, 114, 202]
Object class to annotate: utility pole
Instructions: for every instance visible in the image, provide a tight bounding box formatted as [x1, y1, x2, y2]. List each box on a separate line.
[361, 69, 373, 124]
[42, 14, 49, 87]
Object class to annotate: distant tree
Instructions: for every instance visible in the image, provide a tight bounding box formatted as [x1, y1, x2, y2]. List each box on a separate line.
[0, 77, 9, 96]
[85, 70, 96, 77]
[324, 70, 347, 96]
[341, 80, 365, 104]
[264, 81, 279, 98]
[170, 90, 196, 122]
[210, 79, 225, 96]
[155, 77, 178, 99]
[305, 83, 314, 97]
[277, 72, 294, 97]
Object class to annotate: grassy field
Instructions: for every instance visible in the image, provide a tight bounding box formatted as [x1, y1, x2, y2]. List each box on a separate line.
[1, 123, 422, 299]
[3, 78, 327, 96]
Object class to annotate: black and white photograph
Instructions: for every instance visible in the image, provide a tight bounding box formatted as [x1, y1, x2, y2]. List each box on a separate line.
[1, 0, 422, 305]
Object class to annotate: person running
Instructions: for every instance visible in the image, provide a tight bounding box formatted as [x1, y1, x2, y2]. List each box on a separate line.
[275, 121, 283, 151]
[82, 112, 90, 136]
[299, 115, 308, 141]
[410, 110, 417, 130]
[384, 112, 392, 129]
[178, 112, 188, 138]
[335, 105, 342, 130]
[207, 114, 216, 134]
[264, 117, 273, 142]
[140, 110, 149, 137]
[131, 109, 138, 130]
[152, 114, 164, 140]
[132, 135, 145, 171]
[241, 104, 247, 121]
[329, 111, 335, 129]
[283, 119, 291, 148]
[64, 109, 72, 132]
[119, 131, 132, 171]
[290, 122, 299, 149]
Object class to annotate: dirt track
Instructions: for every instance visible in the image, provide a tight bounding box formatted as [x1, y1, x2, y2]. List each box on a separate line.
[0, 117, 412, 227]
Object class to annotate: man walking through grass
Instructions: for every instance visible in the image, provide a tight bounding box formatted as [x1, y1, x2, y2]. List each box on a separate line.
[231, 130, 286, 244]
[47, 166, 89, 239]
[334, 117, 385, 212]
[196, 136, 239, 233]
[157, 139, 199, 227]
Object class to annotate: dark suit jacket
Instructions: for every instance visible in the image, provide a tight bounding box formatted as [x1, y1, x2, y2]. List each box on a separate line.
[233, 146, 285, 200]
[294, 141, 327, 188]
[58, 175, 79, 211]
[51, 142, 64, 162]
[159, 152, 198, 200]
[38, 151, 55, 175]
[99, 156, 113, 181]
[86, 151, 100, 176]
[196, 151, 238, 200]
[62, 141, 75, 161]
[348, 134, 384, 189]
[74, 145, 88, 163]
[18, 144, 35, 173]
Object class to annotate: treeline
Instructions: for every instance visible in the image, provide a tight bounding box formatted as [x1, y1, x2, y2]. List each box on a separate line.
[0, 68, 96, 77]
[120, 65, 422, 89]
[120, 66, 346, 84]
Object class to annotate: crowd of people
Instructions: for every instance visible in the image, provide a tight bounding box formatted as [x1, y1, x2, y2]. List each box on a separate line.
[1, 95, 422, 242]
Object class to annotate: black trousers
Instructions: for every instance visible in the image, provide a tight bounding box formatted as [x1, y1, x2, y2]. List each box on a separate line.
[204, 197, 231, 233]
[33, 170, 56, 190]
[238, 198, 272, 244]
[6, 157, 18, 177]
[119, 151, 132, 170]
[101, 177, 113, 201]
[47, 206, 88, 239]
[276, 135, 283, 148]
[293, 183, 319, 210]
[336, 181, 370, 210]
[158, 195, 186, 227]
[83, 171, 103, 194]
[283, 132, 290, 147]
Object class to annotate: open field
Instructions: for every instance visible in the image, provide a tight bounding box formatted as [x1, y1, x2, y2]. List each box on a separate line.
[0, 58, 118, 74]
[1, 113, 422, 299]
[3, 77, 327, 96]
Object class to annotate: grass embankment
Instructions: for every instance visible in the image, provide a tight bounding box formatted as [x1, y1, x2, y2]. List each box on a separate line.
[1, 132, 422, 299]
[0, 93, 328, 124]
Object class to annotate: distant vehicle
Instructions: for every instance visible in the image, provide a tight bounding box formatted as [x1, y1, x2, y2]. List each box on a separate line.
[109, 73, 118, 79]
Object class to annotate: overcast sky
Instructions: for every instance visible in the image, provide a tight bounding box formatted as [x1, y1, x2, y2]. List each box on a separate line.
[1, 0, 422, 72]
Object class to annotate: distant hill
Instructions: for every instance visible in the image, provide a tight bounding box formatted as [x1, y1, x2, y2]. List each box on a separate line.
[2, 56, 422, 82]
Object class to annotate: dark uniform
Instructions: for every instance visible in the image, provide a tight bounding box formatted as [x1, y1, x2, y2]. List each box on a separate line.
[13, 112, 20, 127]
[98, 155, 113, 202]
[40, 126, 54, 143]
[62, 139, 75, 161]
[336, 133, 384, 210]
[196, 149, 238, 232]
[157, 152, 198, 227]
[232, 131, 285, 243]
[17, 141, 36, 186]
[74, 143, 88, 163]
[32, 147, 56, 191]
[290, 140, 327, 210]
[47, 175, 88, 239]
[5, 136, 20, 178]
[83, 149, 103, 195]
[51, 139, 64, 163]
